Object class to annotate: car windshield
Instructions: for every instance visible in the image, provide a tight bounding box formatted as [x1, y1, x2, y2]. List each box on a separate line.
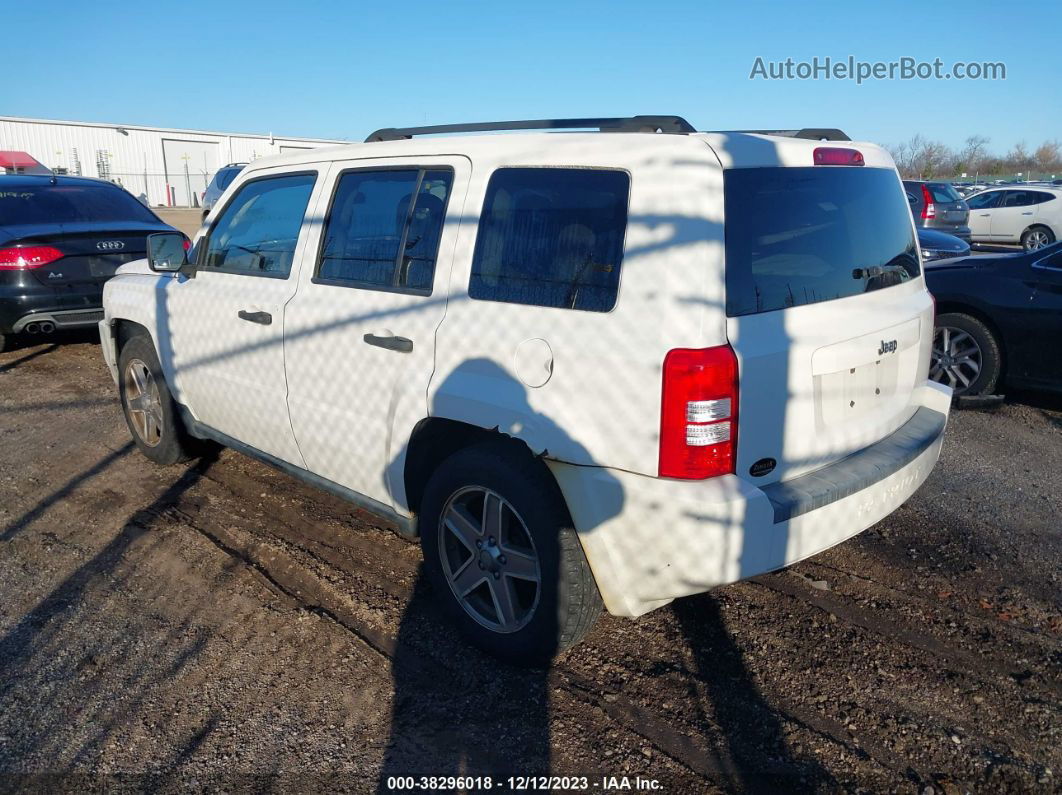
[216, 168, 242, 191]
[0, 183, 160, 226]
[725, 167, 919, 316]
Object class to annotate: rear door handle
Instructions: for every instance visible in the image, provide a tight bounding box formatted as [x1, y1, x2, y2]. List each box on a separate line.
[238, 310, 272, 325]
[1022, 211, 1034, 215]
[363, 333, 413, 353]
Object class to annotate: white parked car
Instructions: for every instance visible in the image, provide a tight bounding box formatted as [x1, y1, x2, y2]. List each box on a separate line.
[965, 186, 1062, 251]
[99, 116, 951, 663]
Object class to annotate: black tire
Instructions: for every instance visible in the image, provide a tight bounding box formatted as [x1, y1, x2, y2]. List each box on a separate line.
[0, 332, 8, 354]
[1021, 226, 1055, 252]
[419, 441, 602, 666]
[932, 312, 1002, 397]
[118, 333, 198, 465]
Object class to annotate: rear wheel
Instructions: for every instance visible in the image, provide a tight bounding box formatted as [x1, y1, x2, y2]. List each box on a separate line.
[931, 312, 1002, 396]
[118, 334, 197, 465]
[0, 333, 7, 354]
[419, 441, 602, 666]
[1021, 226, 1054, 252]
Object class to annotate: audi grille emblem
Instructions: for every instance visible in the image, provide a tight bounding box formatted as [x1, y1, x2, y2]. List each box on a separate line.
[97, 241, 125, 251]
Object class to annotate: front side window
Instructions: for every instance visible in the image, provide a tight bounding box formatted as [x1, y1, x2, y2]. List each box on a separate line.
[469, 168, 630, 312]
[201, 173, 315, 276]
[967, 191, 1002, 210]
[724, 167, 919, 316]
[317, 168, 453, 293]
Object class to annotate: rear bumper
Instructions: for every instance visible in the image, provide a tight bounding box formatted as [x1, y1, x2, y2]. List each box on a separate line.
[0, 280, 104, 334]
[548, 380, 952, 617]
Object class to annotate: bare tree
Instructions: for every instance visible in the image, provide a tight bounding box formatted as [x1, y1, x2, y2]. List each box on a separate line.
[1034, 140, 1061, 178]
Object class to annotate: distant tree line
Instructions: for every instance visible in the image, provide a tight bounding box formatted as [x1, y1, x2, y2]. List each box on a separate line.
[884, 135, 1062, 181]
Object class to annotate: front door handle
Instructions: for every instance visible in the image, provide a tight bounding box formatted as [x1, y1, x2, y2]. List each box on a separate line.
[363, 333, 413, 353]
[238, 310, 272, 325]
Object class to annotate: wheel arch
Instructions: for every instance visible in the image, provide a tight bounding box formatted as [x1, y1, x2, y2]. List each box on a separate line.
[402, 417, 569, 523]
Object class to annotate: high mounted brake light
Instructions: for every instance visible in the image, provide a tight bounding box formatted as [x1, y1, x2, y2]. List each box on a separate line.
[920, 183, 936, 219]
[0, 245, 63, 270]
[659, 345, 739, 479]
[813, 147, 864, 166]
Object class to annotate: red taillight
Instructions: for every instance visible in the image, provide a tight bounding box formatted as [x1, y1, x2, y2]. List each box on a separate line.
[0, 245, 63, 270]
[921, 184, 936, 219]
[813, 147, 864, 166]
[659, 345, 739, 479]
[182, 237, 191, 251]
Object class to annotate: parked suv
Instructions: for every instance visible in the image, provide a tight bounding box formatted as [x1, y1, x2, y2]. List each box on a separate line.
[0, 175, 183, 353]
[99, 117, 951, 662]
[964, 187, 1061, 251]
[903, 180, 970, 241]
[200, 163, 246, 220]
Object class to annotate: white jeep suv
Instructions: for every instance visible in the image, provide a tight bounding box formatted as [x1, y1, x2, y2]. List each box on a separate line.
[99, 116, 951, 663]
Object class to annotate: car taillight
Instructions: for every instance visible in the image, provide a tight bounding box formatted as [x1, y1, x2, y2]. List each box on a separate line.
[0, 245, 63, 270]
[659, 345, 739, 479]
[182, 236, 191, 251]
[921, 184, 936, 219]
[813, 147, 864, 166]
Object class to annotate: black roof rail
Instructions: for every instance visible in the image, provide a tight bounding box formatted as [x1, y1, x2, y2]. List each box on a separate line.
[718, 128, 851, 141]
[365, 115, 696, 143]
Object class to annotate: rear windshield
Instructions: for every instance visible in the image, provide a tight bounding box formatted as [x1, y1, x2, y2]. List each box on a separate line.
[725, 167, 919, 317]
[926, 182, 961, 202]
[0, 183, 160, 226]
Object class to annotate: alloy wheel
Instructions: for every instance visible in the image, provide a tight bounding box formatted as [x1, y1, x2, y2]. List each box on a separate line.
[1026, 230, 1051, 251]
[124, 358, 164, 447]
[930, 326, 982, 394]
[438, 486, 542, 633]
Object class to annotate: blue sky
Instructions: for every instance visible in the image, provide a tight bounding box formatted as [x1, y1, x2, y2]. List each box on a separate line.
[6, 0, 1059, 152]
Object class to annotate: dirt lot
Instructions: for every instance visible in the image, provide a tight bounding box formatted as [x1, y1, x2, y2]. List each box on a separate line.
[0, 335, 1059, 793]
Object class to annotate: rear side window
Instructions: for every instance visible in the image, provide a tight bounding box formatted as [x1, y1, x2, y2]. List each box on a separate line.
[201, 173, 315, 276]
[316, 168, 453, 293]
[1001, 191, 1036, 207]
[469, 168, 630, 312]
[724, 167, 919, 317]
[0, 183, 159, 225]
[1034, 191, 1058, 204]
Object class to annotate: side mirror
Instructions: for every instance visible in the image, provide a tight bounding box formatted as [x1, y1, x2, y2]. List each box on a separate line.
[147, 232, 188, 272]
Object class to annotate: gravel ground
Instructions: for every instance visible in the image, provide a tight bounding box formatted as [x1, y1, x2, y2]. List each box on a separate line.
[0, 335, 1058, 793]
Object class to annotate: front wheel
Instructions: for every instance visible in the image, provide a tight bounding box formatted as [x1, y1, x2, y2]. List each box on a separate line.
[118, 333, 198, 465]
[1021, 226, 1054, 252]
[419, 442, 602, 666]
[931, 312, 1002, 397]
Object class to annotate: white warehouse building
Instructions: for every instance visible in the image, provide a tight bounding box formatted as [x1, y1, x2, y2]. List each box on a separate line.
[0, 116, 350, 207]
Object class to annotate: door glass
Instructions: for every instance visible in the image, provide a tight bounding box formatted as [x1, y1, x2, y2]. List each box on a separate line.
[967, 191, 1002, 210]
[201, 173, 316, 275]
[317, 168, 453, 292]
[1001, 191, 1034, 208]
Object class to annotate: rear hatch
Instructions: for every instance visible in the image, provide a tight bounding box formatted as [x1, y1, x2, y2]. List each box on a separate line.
[720, 156, 931, 486]
[921, 182, 969, 232]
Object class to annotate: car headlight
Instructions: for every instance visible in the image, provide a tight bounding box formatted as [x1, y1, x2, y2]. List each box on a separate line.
[921, 248, 938, 260]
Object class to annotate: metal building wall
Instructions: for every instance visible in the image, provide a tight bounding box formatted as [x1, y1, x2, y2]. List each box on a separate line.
[0, 116, 348, 207]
